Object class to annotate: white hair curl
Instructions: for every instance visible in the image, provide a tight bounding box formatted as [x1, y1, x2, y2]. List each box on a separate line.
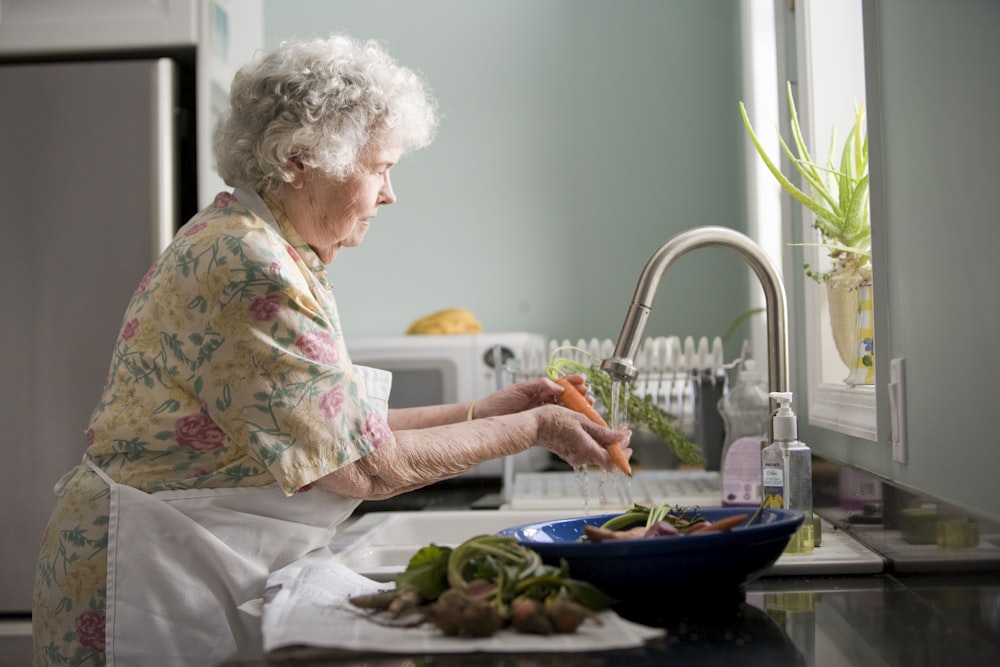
[214, 34, 438, 191]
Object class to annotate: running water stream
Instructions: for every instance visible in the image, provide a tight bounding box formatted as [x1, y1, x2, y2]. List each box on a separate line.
[571, 377, 634, 513]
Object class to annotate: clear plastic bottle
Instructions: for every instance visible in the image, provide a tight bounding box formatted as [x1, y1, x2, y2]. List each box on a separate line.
[761, 392, 814, 554]
[717, 360, 769, 507]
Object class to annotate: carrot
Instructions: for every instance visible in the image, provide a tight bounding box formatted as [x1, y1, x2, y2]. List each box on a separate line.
[685, 513, 751, 535]
[553, 376, 632, 476]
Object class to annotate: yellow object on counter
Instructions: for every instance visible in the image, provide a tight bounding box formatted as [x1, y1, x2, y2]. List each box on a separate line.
[937, 518, 980, 549]
[405, 308, 483, 335]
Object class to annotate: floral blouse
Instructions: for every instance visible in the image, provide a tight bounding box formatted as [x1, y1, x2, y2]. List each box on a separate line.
[86, 190, 390, 494]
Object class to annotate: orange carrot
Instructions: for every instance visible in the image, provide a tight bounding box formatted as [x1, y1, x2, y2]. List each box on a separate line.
[553, 377, 632, 476]
[685, 513, 750, 535]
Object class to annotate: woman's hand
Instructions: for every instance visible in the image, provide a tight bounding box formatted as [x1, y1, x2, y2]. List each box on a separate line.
[473, 374, 593, 418]
[532, 404, 633, 472]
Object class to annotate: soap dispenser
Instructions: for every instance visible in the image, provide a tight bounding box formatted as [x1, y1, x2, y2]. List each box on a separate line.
[761, 391, 814, 554]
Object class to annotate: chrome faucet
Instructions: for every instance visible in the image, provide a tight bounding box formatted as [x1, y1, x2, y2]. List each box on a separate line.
[601, 226, 789, 402]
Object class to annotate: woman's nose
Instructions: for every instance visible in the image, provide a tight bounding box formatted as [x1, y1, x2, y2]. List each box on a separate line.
[379, 174, 397, 205]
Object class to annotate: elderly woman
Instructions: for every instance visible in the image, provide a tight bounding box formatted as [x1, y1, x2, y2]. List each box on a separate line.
[32, 35, 629, 665]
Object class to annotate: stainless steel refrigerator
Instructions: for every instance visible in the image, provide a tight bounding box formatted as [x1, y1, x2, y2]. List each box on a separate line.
[0, 56, 194, 614]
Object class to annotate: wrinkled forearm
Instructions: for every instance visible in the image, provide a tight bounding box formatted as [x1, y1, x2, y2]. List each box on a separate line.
[315, 411, 536, 499]
[386, 402, 472, 430]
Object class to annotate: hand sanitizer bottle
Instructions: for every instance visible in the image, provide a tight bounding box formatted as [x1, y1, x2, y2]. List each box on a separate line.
[761, 392, 814, 554]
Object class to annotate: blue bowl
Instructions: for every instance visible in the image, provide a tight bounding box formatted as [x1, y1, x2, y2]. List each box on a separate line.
[497, 507, 804, 603]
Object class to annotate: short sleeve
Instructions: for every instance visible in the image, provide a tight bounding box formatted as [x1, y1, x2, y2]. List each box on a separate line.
[160, 215, 388, 494]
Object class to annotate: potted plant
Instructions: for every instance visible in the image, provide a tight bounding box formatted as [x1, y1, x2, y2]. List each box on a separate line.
[740, 81, 871, 372]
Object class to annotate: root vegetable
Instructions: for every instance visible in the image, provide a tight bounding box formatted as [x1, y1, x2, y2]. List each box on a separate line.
[645, 520, 681, 537]
[552, 376, 632, 476]
[430, 588, 503, 638]
[583, 524, 648, 542]
[546, 596, 602, 634]
[685, 513, 750, 535]
[429, 589, 467, 636]
[387, 587, 423, 618]
[348, 590, 398, 611]
[511, 598, 554, 635]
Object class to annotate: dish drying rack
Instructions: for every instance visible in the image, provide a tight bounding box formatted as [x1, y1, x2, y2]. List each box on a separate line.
[506, 335, 734, 440]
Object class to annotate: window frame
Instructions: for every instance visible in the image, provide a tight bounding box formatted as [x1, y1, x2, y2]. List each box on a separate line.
[796, 0, 877, 442]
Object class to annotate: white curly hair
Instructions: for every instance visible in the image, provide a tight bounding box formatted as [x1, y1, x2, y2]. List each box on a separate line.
[214, 34, 438, 191]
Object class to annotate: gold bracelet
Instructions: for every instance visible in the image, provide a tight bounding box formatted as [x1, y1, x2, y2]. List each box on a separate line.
[466, 401, 476, 421]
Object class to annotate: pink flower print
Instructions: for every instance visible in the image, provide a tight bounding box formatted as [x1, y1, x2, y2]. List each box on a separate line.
[294, 331, 338, 365]
[121, 318, 139, 341]
[213, 191, 234, 208]
[248, 294, 282, 322]
[183, 221, 208, 237]
[86, 428, 95, 447]
[318, 385, 345, 419]
[174, 414, 225, 452]
[134, 262, 158, 295]
[75, 610, 106, 653]
[362, 413, 392, 449]
[286, 245, 301, 262]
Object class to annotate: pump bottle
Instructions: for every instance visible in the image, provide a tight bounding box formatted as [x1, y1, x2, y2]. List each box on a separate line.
[761, 392, 814, 554]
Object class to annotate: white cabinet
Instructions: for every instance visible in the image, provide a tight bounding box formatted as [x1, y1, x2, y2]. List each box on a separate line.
[0, 0, 262, 208]
[0, 0, 197, 53]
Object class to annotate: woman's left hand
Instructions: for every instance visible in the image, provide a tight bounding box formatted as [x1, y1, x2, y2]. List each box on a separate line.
[474, 374, 594, 418]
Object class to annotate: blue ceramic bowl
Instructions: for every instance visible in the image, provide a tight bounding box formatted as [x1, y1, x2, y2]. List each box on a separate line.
[497, 507, 804, 603]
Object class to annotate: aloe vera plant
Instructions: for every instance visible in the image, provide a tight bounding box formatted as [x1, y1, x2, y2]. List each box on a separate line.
[740, 82, 871, 289]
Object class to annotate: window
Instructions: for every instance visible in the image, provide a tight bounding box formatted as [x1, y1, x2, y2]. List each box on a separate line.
[743, 0, 876, 440]
[796, 0, 876, 440]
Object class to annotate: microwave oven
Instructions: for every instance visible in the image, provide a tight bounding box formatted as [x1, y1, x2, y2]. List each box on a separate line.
[345, 332, 551, 476]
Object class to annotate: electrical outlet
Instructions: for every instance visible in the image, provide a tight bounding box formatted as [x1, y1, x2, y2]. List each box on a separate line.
[889, 358, 907, 463]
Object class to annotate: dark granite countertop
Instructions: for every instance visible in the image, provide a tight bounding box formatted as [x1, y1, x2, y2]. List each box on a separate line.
[228, 571, 1000, 667]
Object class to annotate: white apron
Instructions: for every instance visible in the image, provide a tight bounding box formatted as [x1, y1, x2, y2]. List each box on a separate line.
[92, 365, 391, 666]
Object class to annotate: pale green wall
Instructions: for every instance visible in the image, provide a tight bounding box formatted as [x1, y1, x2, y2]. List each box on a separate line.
[799, 0, 1000, 522]
[262, 0, 1000, 521]
[263, 0, 752, 353]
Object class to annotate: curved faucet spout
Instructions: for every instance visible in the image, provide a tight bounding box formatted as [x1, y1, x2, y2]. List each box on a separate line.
[600, 225, 788, 399]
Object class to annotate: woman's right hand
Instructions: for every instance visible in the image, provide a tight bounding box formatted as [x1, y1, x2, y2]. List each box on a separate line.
[532, 404, 632, 472]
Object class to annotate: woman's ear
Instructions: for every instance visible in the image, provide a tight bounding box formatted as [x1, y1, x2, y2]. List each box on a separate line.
[286, 155, 307, 189]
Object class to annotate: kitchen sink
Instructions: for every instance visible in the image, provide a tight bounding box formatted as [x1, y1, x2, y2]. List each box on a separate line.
[329, 508, 886, 582]
[330, 509, 578, 581]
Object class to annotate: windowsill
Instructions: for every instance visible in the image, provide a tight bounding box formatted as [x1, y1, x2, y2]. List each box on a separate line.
[808, 381, 877, 441]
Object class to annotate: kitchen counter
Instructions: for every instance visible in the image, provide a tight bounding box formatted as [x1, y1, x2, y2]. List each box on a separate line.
[238, 463, 1000, 667]
[226, 570, 1000, 666]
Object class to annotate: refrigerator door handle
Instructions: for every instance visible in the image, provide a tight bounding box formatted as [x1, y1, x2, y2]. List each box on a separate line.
[151, 58, 178, 258]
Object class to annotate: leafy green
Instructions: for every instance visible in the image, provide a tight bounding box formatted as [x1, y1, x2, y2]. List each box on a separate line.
[395, 535, 613, 618]
[394, 544, 452, 600]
